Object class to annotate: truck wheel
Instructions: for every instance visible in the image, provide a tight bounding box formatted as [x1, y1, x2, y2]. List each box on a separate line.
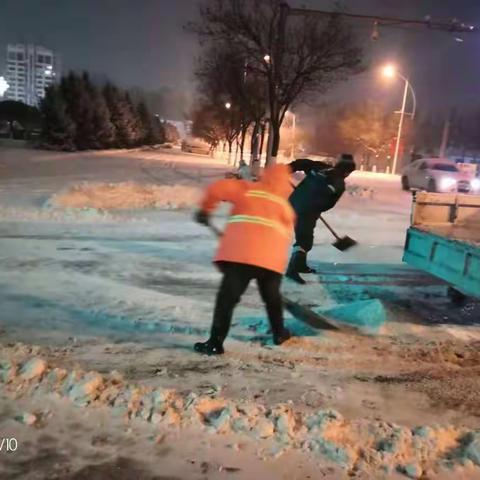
[447, 287, 467, 306]
[427, 179, 437, 192]
[401, 176, 410, 191]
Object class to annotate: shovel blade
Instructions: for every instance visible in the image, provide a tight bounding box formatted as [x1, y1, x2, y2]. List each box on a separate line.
[333, 236, 357, 251]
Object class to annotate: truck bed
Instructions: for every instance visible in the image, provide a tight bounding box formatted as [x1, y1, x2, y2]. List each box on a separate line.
[415, 224, 480, 246]
[403, 192, 480, 298]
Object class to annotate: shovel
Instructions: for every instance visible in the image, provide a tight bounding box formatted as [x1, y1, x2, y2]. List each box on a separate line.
[207, 222, 223, 238]
[318, 215, 357, 252]
[208, 216, 356, 252]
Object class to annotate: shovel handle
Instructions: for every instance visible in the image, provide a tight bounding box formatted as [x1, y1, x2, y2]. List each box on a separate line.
[208, 223, 223, 238]
[318, 215, 341, 240]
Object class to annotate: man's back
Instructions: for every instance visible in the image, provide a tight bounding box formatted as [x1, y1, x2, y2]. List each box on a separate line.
[290, 169, 346, 216]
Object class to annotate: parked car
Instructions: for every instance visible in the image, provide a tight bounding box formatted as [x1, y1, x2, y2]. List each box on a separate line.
[181, 137, 211, 155]
[401, 158, 480, 194]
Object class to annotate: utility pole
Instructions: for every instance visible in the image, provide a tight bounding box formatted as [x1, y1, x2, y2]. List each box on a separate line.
[439, 115, 451, 158]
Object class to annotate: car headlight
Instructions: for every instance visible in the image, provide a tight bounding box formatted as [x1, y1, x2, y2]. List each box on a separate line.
[439, 176, 457, 190]
[471, 178, 480, 191]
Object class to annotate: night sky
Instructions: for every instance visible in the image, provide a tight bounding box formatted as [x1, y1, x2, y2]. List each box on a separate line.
[1, 0, 480, 113]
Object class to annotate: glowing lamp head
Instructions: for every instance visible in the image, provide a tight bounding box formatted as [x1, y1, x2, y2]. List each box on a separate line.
[263, 54, 271, 63]
[225, 102, 232, 110]
[382, 64, 396, 78]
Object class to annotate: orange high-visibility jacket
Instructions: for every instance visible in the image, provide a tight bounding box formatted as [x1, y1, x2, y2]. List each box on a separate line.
[200, 164, 295, 274]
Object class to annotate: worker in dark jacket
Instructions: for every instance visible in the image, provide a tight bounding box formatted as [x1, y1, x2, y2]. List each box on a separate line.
[287, 154, 356, 284]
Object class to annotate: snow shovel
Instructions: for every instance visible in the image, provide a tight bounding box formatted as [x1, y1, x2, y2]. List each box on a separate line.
[205, 221, 359, 333]
[207, 222, 223, 238]
[318, 215, 357, 252]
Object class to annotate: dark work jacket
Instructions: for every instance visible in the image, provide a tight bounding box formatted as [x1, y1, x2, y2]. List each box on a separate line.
[289, 168, 346, 219]
[289, 158, 331, 175]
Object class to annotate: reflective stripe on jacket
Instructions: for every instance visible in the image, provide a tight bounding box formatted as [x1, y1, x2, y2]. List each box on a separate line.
[200, 164, 295, 274]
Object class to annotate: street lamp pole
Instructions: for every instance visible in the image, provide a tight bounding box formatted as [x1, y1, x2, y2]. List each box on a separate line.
[395, 72, 416, 120]
[383, 65, 416, 175]
[392, 77, 409, 175]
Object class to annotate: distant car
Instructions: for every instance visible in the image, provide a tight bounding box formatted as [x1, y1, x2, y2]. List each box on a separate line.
[181, 137, 211, 155]
[401, 158, 480, 194]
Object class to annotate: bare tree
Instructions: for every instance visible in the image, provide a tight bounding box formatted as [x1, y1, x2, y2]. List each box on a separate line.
[191, 103, 223, 150]
[187, 0, 364, 165]
[195, 44, 267, 164]
[191, 100, 242, 158]
[338, 102, 397, 156]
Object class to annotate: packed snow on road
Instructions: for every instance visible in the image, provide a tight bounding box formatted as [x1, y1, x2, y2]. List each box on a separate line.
[1, 144, 480, 480]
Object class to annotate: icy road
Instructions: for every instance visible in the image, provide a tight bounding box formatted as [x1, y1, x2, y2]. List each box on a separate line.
[1, 143, 480, 479]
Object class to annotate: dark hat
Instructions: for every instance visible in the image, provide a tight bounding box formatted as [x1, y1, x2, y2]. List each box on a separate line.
[335, 153, 356, 173]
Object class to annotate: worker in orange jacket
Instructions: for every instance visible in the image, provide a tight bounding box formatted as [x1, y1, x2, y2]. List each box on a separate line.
[194, 164, 295, 355]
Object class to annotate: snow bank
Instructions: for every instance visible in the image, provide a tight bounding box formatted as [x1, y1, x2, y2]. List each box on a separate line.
[49, 182, 202, 211]
[346, 184, 375, 199]
[319, 299, 387, 334]
[0, 205, 119, 223]
[2, 350, 480, 478]
[351, 171, 401, 182]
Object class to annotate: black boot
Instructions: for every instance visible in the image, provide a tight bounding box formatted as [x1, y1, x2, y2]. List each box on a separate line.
[286, 251, 306, 284]
[273, 328, 292, 345]
[297, 251, 316, 274]
[194, 339, 225, 355]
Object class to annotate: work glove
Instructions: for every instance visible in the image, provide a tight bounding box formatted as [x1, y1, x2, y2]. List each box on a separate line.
[194, 210, 210, 226]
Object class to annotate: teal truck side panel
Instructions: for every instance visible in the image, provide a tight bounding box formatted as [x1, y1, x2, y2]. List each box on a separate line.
[403, 227, 480, 299]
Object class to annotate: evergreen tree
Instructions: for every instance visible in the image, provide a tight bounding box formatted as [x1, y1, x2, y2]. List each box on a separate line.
[83, 75, 115, 149]
[103, 84, 138, 147]
[40, 71, 161, 150]
[61, 72, 97, 150]
[40, 85, 76, 149]
[136, 101, 160, 145]
[125, 92, 143, 146]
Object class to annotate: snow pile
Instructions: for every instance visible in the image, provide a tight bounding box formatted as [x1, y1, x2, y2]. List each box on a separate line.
[318, 299, 387, 334]
[49, 182, 202, 211]
[0, 204, 119, 223]
[2, 350, 480, 478]
[346, 184, 375, 199]
[19, 357, 48, 380]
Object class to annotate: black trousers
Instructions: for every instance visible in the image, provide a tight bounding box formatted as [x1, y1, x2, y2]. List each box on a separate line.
[293, 215, 317, 253]
[209, 262, 284, 346]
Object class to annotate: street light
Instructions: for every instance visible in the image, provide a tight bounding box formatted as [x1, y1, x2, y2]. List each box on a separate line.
[382, 64, 417, 175]
[382, 64, 396, 78]
[263, 54, 271, 63]
[225, 102, 232, 110]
